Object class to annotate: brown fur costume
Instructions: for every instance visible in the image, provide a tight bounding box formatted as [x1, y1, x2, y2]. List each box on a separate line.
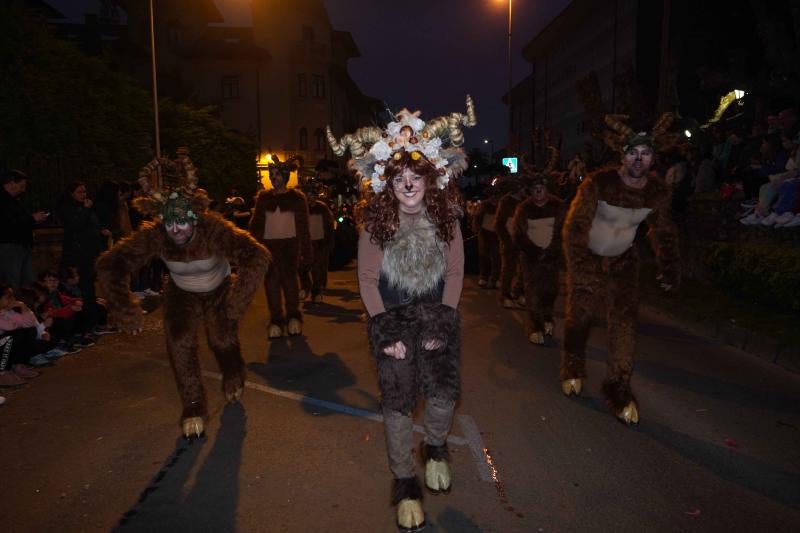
[471, 197, 500, 286]
[249, 188, 311, 327]
[300, 199, 334, 299]
[96, 212, 271, 426]
[511, 194, 566, 335]
[495, 192, 525, 300]
[561, 167, 679, 413]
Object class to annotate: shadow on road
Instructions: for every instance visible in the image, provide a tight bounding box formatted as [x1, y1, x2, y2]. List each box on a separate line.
[115, 403, 246, 531]
[248, 335, 377, 416]
[303, 300, 364, 324]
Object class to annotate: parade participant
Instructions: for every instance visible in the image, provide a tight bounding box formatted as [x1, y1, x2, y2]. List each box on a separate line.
[561, 114, 680, 424]
[96, 174, 270, 438]
[495, 175, 529, 308]
[300, 180, 334, 303]
[471, 180, 502, 289]
[249, 156, 312, 338]
[511, 162, 566, 345]
[327, 96, 475, 532]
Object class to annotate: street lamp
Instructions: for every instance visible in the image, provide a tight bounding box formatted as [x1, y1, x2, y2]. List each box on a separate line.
[148, 0, 162, 186]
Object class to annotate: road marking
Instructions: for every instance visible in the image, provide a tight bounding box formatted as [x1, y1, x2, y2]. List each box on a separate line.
[152, 362, 497, 476]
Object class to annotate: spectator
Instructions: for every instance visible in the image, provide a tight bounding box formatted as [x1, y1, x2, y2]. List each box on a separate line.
[0, 170, 48, 290]
[38, 270, 94, 348]
[0, 283, 43, 386]
[741, 132, 796, 225]
[93, 180, 123, 251]
[60, 266, 112, 335]
[57, 182, 103, 335]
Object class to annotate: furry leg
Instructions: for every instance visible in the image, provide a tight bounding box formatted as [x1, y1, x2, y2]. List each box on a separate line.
[265, 264, 285, 327]
[204, 280, 246, 403]
[163, 286, 207, 425]
[416, 303, 460, 405]
[561, 261, 599, 381]
[602, 251, 640, 414]
[369, 310, 419, 414]
[499, 241, 518, 299]
[383, 407, 415, 479]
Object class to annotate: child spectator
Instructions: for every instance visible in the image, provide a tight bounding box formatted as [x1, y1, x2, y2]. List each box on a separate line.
[37, 270, 93, 349]
[60, 266, 112, 335]
[0, 283, 44, 385]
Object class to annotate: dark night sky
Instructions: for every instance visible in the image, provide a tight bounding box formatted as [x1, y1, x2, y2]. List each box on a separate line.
[50, 0, 570, 150]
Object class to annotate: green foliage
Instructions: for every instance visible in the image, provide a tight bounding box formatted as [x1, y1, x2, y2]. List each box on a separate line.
[0, 4, 256, 207]
[704, 242, 800, 312]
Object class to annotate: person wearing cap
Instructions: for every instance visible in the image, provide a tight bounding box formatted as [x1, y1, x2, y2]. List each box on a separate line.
[96, 178, 270, 439]
[560, 114, 681, 424]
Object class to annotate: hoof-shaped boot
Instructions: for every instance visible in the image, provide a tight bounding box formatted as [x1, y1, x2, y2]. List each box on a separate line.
[424, 444, 451, 493]
[528, 331, 545, 345]
[393, 477, 425, 532]
[543, 321, 555, 337]
[561, 378, 583, 396]
[287, 318, 302, 336]
[267, 323, 283, 339]
[616, 401, 639, 424]
[182, 416, 205, 439]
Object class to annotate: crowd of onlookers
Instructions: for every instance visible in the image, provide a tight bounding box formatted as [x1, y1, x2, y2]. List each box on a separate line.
[0, 169, 163, 406]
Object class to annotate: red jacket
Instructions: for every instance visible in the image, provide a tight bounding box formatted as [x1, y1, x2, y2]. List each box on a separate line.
[40, 291, 80, 319]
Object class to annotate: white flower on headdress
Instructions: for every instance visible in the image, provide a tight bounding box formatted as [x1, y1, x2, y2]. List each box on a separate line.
[434, 158, 449, 170]
[372, 162, 386, 180]
[187, 210, 197, 220]
[422, 137, 442, 160]
[406, 144, 421, 154]
[408, 116, 425, 132]
[169, 192, 179, 199]
[369, 140, 392, 161]
[386, 121, 402, 137]
[371, 176, 386, 193]
[437, 174, 450, 190]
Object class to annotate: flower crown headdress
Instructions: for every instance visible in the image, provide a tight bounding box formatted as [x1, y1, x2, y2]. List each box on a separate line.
[326, 95, 477, 193]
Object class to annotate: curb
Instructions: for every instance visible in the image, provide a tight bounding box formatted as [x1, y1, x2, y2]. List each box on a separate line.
[640, 295, 799, 374]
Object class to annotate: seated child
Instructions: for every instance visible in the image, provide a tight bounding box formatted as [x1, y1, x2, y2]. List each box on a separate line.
[37, 271, 93, 349]
[60, 266, 112, 335]
[0, 283, 45, 385]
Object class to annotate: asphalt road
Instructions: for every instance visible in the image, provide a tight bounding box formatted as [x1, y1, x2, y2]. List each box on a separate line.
[1, 266, 799, 533]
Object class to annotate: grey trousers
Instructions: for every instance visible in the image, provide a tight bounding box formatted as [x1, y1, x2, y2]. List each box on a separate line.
[383, 397, 455, 479]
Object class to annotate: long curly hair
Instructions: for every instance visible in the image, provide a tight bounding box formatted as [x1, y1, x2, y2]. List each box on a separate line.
[357, 151, 462, 247]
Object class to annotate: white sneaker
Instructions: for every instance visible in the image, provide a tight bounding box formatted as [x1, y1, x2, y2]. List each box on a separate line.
[760, 212, 779, 226]
[782, 214, 800, 227]
[773, 212, 795, 227]
[740, 213, 761, 225]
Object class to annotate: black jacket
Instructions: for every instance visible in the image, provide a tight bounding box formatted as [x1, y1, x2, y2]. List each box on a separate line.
[0, 187, 35, 247]
[58, 198, 103, 265]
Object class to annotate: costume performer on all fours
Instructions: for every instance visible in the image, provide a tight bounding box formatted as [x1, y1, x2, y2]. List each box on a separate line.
[561, 114, 681, 424]
[299, 180, 334, 303]
[471, 182, 501, 289]
[511, 153, 567, 345]
[494, 175, 529, 308]
[327, 95, 475, 532]
[96, 174, 271, 438]
[249, 156, 312, 338]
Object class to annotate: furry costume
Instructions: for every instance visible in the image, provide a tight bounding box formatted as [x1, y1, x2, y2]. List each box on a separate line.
[511, 191, 566, 343]
[561, 165, 679, 422]
[495, 191, 526, 305]
[471, 197, 500, 288]
[332, 97, 474, 532]
[96, 209, 270, 437]
[249, 162, 312, 337]
[301, 198, 334, 302]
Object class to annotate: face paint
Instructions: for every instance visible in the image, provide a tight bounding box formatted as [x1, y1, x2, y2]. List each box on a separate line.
[622, 145, 654, 179]
[392, 168, 426, 214]
[165, 220, 195, 245]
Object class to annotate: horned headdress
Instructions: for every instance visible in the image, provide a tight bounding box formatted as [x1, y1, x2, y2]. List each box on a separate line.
[133, 147, 210, 224]
[326, 95, 477, 193]
[602, 113, 677, 153]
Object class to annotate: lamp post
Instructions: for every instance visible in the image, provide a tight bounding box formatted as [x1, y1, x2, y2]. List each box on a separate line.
[506, 0, 513, 152]
[148, 0, 162, 187]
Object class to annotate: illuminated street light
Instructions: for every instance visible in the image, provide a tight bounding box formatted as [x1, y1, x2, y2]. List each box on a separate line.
[684, 129, 692, 138]
[734, 89, 745, 100]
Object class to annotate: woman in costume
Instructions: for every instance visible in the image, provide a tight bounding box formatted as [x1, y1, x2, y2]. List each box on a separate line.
[327, 96, 475, 532]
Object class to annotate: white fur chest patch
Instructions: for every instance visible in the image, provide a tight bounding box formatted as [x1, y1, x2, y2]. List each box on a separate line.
[527, 217, 555, 249]
[163, 256, 231, 293]
[381, 213, 446, 296]
[588, 201, 651, 257]
[264, 207, 297, 239]
[309, 214, 324, 240]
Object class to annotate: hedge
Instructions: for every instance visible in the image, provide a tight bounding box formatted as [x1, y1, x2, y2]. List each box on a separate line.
[704, 242, 800, 312]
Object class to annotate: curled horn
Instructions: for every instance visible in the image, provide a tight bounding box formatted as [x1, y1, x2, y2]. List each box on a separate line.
[422, 94, 477, 147]
[326, 125, 384, 158]
[544, 145, 560, 174]
[651, 112, 674, 138]
[604, 114, 634, 139]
